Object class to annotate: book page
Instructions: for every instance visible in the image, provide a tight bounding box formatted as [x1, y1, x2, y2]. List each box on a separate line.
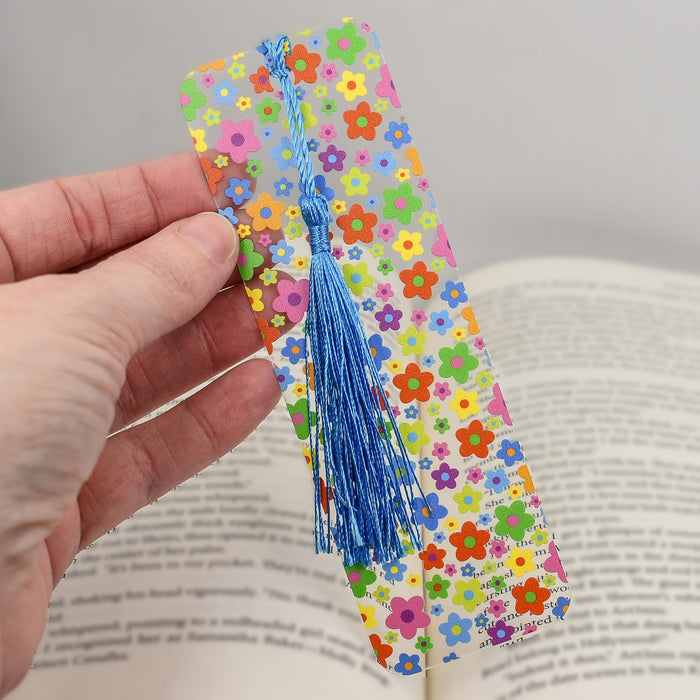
[9, 400, 425, 700]
[428, 258, 700, 699]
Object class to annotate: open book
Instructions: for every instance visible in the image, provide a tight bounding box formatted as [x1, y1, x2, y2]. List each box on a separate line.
[9, 256, 700, 699]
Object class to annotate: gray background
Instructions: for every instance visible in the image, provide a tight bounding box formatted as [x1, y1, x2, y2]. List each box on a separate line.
[1, 0, 698, 274]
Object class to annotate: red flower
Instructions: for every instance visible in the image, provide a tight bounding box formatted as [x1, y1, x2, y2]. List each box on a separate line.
[418, 543, 446, 570]
[343, 101, 382, 140]
[285, 44, 321, 84]
[319, 476, 334, 515]
[369, 633, 393, 668]
[392, 363, 434, 403]
[336, 203, 377, 244]
[200, 157, 223, 195]
[456, 419, 495, 459]
[449, 521, 490, 561]
[399, 260, 439, 300]
[512, 577, 551, 615]
[256, 316, 280, 354]
[249, 65, 274, 93]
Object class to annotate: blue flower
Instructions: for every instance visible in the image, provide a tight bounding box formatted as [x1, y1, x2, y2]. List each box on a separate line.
[422, 355, 435, 368]
[475, 613, 489, 628]
[366, 196, 378, 208]
[497, 439, 524, 467]
[433, 531, 446, 544]
[384, 121, 412, 149]
[479, 513, 492, 526]
[217, 207, 238, 225]
[307, 138, 320, 152]
[461, 563, 475, 577]
[310, 35, 323, 48]
[224, 177, 253, 206]
[280, 336, 306, 365]
[372, 149, 397, 175]
[431, 604, 444, 616]
[270, 136, 297, 171]
[439, 613, 472, 646]
[348, 246, 362, 260]
[429, 310, 454, 336]
[367, 333, 391, 371]
[440, 280, 469, 308]
[362, 298, 376, 311]
[404, 406, 419, 420]
[274, 366, 294, 391]
[378, 372, 390, 385]
[270, 241, 294, 265]
[443, 652, 458, 663]
[552, 596, 571, 620]
[274, 177, 294, 197]
[382, 558, 407, 582]
[394, 653, 422, 676]
[213, 79, 237, 104]
[412, 493, 447, 530]
[484, 468, 510, 494]
[261, 128, 274, 140]
[299, 174, 334, 206]
[418, 457, 433, 471]
[294, 86, 306, 101]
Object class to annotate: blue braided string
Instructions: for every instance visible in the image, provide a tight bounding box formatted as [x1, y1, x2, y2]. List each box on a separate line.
[261, 35, 423, 565]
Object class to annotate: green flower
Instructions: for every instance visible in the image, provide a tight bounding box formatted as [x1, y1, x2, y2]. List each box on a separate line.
[377, 258, 394, 276]
[255, 96, 281, 124]
[286, 398, 316, 440]
[320, 98, 338, 116]
[494, 500, 536, 541]
[326, 22, 367, 66]
[453, 484, 482, 514]
[246, 160, 264, 178]
[452, 579, 486, 613]
[398, 420, 430, 455]
[489, 575, 507, 593]
[433, 417, 450, 435]
[180, 78, 207, 121]
[530, 528, 550, 546]
[438, 342, 479, 384]
[237, 238, 264, 281]
[373, 585, 391, 603]
[345, 563, 377, 598]
[382, 183, 423, 226]
[424, 574, 450, 600]
[342, 261, 373, 296]
[415, 636, 433, 654]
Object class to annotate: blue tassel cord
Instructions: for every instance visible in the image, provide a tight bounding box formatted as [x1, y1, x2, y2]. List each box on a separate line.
[261, 36, 423, 566]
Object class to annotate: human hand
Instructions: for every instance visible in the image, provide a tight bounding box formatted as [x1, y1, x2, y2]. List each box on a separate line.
[0, 153, 281, 696]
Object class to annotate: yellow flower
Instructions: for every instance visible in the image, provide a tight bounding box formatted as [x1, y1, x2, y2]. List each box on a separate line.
[392, 230, 423, 261]
[504, 547, 537, 577]
[286, 205, 301, 220]
[203, 108, 221, 126]
[271, 314, 286, 328]
[236, 224, 251, 239]
[189, 127, 207, 153]
[336, 70, 367, 101]
[445, 517, 460, 531]
[452, 327, 467, 341]
[362, 52, 381, 70]
[384, 631, 398, 644]
[236, 96, 252, 110]
[388, 359, 403, 374]
[449, 389, 480, 420]
[340, 166, 371, 196]
[375, 98, 388, 112]
[358, 603, 378, 629]
[293, 256, 309, 271]
[259, 267, 277, 286]
[284, 101, 317, 130]
[214, 155, 229, 168]
[508, 485, 524, 500]
[284, 220, 304, 239]
[431, 258, 445, 271]
[228, 60, 246, 80]
[314, 85, 328, 98]
[427, 403, 440, 416]
[332, 200, 347, 214]
[292, 383, 305, 398]
[246, 288, 264, 312]
[395, 168, 410, 182]
[407, 573, 421, 587]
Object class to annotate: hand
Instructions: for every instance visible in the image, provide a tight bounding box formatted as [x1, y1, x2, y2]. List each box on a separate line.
[0, 153, 281, 696]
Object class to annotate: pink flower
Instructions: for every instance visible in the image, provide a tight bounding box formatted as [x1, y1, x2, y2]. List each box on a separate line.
[411, 309, 427, 325]
[433, 382, 452, 401]
[375, 63, 401, 108]
[375, 283, 394, 302]
[432, 442, 450, 460]
[488, 599, 507, 618]
[321, 63, 338, 82]
[386, 596, 430, 640]
[392, 405, 401, 418]
[331, 247, 344, 260]
[377, 222, 396, 241]
[467, 467, 484, 484]
[474, 337, 485, 350]
[355, 150, 371, 166]
[530, 495, 541, 508]
[487, 383, 512, 426]
[418, 177, 429, 191]
[489, 539, 508, 559]
[215, 119, 261, 163]
[272, 278, 309, 324]
[523, 624, 538, 635]
[258, 234, 272, 247]
[202, 73, 214, 87]
[319, 124, 337, 143]
[431, 224, 457, 268]
[444, 564, 457, 577]
[544, 542, 568, 582]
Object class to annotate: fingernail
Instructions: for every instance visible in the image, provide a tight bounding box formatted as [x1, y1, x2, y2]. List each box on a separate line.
[178, 212, 237, 263]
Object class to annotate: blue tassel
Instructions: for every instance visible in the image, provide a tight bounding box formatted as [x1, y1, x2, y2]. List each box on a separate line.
[262, 35, 423, 566]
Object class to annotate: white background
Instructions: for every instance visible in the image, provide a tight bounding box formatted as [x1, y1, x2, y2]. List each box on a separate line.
[1, 0, 698, 273]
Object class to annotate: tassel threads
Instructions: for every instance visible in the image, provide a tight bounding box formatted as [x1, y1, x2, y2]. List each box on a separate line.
[262, 36, 423, 566]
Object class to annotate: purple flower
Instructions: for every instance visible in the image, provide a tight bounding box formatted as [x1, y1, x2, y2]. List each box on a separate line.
[318, 144, 346, 172]
[487, 619, 515, 646]
[431, 462, 459, 490]
[374, 303, 402, 331]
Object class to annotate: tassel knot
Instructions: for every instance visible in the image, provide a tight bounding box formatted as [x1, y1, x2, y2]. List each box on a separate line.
[301, 195, 332, 255]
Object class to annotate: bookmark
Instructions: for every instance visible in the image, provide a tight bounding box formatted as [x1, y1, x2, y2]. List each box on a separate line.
[181, 18, 570, 673]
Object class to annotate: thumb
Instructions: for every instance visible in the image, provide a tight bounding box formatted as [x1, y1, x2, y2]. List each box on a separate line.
[75, 211, 239, 358]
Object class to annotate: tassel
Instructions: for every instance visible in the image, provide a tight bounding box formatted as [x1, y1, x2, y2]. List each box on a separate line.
[262, 35, 423, 566]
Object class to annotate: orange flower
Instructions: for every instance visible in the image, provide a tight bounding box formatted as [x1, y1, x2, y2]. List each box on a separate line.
[518, 464, 536, 493]
[392, 362, 434, 403]
[369, 633, 393, 668]
[256, 317, 280, 354]
[249, 65, 274, 93]
[512, 577, 551, 615]
[399, 260, 438, 300]
[418, 543, 446, 570]
[197, 59, 226, 71]
[405, 146, 424, 176]
[449, 521, 490, 561]
[246, 192, 286, 231]
[199, 157, 223, 195]
[456, 419, 495, 459]
[285, 43, 321, 84]
[462, 305, 480, 334]
[343, 101, 382, 140]
[336, 203, 377, 244]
